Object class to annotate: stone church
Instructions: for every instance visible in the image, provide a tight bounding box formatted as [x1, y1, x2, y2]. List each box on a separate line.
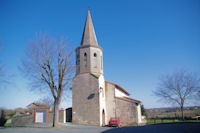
[72, 11, 142, 126]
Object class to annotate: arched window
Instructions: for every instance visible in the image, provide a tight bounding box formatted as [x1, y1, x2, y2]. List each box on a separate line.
[94, 53, 97, 68]
[84, 53, 87, 67]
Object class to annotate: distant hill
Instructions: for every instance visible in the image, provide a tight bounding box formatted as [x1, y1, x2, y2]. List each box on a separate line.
[145, 106, 200, 119]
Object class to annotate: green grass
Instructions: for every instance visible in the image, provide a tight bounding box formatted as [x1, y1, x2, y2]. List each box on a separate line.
[147, 119, 200, 125]
[4, 123, 12, 127]
[5, 116, 12, 120]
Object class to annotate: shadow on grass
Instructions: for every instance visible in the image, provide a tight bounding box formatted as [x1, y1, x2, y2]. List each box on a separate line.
[101, 123, 200, 133]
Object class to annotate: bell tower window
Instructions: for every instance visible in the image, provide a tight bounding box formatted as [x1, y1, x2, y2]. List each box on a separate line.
[94, 53, 97, 68]
[84, 53, 87, 67]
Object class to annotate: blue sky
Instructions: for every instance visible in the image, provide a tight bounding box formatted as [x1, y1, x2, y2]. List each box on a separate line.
[0, 0, 200, 109]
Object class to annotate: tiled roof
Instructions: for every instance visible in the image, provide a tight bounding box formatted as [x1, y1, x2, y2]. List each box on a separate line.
[116, 96, 141, 103]
[15, 108, 27, 113]
[106, 81, 130, 96]
[27, 102, 50, 108]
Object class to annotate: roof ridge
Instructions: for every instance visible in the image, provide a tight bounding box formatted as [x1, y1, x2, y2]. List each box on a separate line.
[105, 81, 130, 95]
[115, 96, 141, 103]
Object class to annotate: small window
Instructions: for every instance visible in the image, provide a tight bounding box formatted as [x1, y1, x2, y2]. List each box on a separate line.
[84, 53, 87, 67]
[94, 53, 97, 68]
[76, 54, 80, 65]
[100, 87, 104, 97]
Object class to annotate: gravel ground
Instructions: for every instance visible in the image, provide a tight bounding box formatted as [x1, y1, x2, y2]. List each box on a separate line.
[0, 123, 110, 133]
[0, 122, 199, 133]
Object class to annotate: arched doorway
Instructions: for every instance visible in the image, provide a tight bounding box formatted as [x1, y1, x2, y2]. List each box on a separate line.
[102, 109, 105, 126]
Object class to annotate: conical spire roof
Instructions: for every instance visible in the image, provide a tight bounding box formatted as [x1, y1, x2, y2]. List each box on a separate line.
[80, 11, 98, 46]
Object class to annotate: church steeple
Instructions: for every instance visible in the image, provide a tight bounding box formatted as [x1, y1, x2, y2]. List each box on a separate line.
[81, 10, 98, 46]
[75, 11, 103, 75]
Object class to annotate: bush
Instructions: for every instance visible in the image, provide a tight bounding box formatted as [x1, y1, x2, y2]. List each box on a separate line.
[141, 104, 146, 116]
[0, 110, 7, 126]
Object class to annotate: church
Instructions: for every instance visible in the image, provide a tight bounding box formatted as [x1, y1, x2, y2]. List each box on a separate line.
[72, 11, 142, 126]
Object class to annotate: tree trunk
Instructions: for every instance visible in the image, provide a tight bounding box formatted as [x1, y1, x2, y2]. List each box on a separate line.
[180, 106, 184, 120]
[53, 99, 59, 127]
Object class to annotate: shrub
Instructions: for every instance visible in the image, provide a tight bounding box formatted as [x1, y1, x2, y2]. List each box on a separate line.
[0, 110, 7, 126]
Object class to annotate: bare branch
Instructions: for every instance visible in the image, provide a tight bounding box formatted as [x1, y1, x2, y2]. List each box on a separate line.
[20, 33, 75, 127]
[153, 70, 200, 120]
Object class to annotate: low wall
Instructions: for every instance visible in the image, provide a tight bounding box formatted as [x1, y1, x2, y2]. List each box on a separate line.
[59, 109, 65, 123]
[46, 111, 65, 123]
[46, 112, 53, 123]
[12, 115, 34, 126]
[12, 110, 65, 126]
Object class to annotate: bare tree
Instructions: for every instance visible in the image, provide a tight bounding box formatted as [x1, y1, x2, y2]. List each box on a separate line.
[153, 70, 200, 120]
[21, 34, 74, 127]
[38, 96, 54, 109]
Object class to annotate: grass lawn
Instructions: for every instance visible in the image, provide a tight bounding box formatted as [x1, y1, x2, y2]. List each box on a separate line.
[4, 123, 12, 127]
[147, 119, 200, 125]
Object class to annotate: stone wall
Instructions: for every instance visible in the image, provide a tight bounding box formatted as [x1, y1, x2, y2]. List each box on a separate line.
[41, 111, 65, 123]
[46, 112, 53, 123]
[59, 110, 65, 123]
[105, 82, 139, 126]
[12, 115, 34, 126]
[76, 46, 103, 76]
[72, 73, 100, 125]
[12, 110, 65, 126]
[115, 97, 138, 126]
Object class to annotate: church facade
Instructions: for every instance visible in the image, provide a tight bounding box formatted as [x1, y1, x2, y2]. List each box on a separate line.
[72, 11, 142, 126]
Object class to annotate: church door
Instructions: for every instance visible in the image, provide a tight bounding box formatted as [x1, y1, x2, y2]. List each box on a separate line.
[102, 109, 105, 126]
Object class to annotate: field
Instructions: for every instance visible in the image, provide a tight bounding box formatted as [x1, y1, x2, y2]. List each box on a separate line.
[146, 106, 200, 119]
[147, 119, 200, 125]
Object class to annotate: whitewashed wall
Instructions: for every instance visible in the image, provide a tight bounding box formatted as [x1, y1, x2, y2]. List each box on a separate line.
[115, 88, 128, 98]
[136, 104, 142, 123]
[98, 75, 107, 126]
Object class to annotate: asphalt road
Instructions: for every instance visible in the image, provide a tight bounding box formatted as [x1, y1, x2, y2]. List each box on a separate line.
[0, 127, 108, 133]
[0, 123, 199, 133]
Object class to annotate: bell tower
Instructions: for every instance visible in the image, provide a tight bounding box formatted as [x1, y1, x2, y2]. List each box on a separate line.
[72, 11, 106, 126]
[76, 11, 103, 76]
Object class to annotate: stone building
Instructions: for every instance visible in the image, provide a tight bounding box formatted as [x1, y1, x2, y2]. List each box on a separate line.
[72, 11, 142, 126]
[12, 103, 65, 126]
